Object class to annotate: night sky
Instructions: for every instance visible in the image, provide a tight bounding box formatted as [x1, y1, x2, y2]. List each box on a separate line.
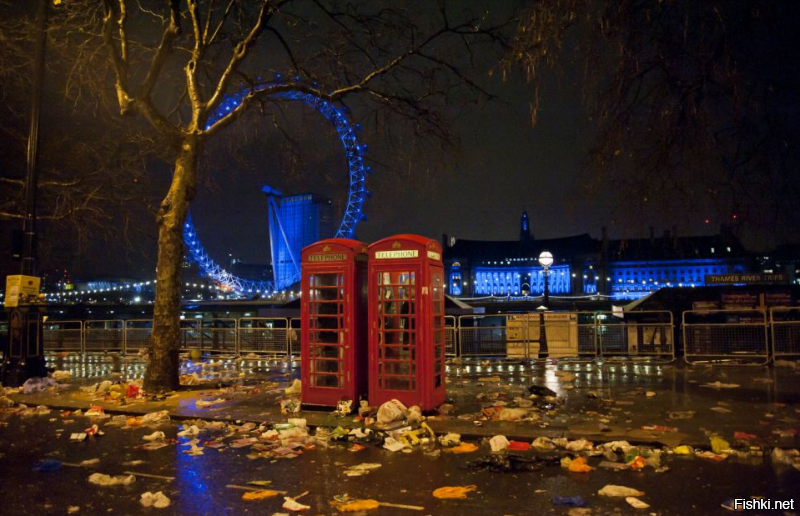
[191, 70, 596, 269]
[2, 1, 797, 280]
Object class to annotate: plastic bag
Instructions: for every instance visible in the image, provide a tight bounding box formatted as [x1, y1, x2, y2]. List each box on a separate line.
[489, 435, 510, 452]
[377, 399, 407, 424]
[284, 379, 301, 395]
[710, 436, 730, 454]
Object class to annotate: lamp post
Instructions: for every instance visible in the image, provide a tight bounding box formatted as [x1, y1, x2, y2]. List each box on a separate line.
[538, 251, 553, 307]
[537, 250, 553, 359]
[1, 0, 49, 387]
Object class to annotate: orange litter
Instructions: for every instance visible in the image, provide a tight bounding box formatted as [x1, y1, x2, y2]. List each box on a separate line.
[568, 456, 594, 473]
[338, 499, 381, 512]
[432, 485, 477, 499]
[442, 442, 479, 454]
[242, 490, 281, 500]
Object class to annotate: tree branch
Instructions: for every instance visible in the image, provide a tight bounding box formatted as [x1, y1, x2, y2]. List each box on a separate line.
[139, 0, 181, 101]
[204, 0, 276, 114]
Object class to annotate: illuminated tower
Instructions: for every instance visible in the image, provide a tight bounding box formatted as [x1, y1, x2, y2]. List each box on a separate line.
[520, 211, 533, 243]
[264, 186, 333, 289]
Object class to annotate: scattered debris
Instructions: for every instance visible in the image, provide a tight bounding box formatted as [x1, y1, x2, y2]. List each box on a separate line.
[52, 370, 72, 381]
[377, 399, 408, 424]
[598, 485, 645, 497]
[668, 411, 695, 420]
[568, 457, 594, 473]
[284, 379, 302, 396]
[432, 486, 477, 499]
[442, 442, 478, 454]
[242, 490, 281, 500]
[528, 385, 557, 397]
[282, 492, 311, 512]
[140, 491, 171, 508]
[23, 377, 61, 394]
[468, 454, 560, 473]
[32, 459, 62, 472]
[343, 463, 382, 477]
[711, 436, 730, 454]
[489, 435, 510, 452]
[87, 473, 136, 486]
[626, 496, 650, 509]
[143, 431, 166, 442]
[196, 398, 226, 408]
[553, 496, 589, 507]
[701, 382, 740, 389]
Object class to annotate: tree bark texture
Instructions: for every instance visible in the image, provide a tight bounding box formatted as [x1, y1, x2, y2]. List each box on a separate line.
[144, 135, 199, 392]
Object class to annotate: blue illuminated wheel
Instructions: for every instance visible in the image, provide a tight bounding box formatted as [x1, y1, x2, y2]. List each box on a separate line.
[183, 83, 370, 294]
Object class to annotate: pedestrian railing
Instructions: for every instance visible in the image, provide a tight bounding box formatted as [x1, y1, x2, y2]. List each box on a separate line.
[457, 315, 511, 358]
[123, 319, 153, 353]
[682, 309, 770, 366]
[596, 310, 675, 363]
[83, 320, 124, 353]
[770, 307, 800, 359]
[239, 317, 290, 356]
[42, 320, 84, 352]
[289, 318, 301, 357]
[198, 318, 238, 355]
[40, 309, 782, 367]
[444, 315, 457, 357]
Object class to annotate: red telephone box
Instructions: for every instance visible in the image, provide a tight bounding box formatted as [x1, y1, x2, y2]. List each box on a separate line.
[368, 235, 446, 411]
[300, 239, 368, 408]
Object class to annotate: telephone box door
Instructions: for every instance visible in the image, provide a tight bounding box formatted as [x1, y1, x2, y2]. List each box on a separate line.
[373, 266, 420, 405]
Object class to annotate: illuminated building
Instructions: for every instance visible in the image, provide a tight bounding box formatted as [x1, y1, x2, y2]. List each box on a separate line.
[265, 188, 333, 290]
[443, 213, 752, 300]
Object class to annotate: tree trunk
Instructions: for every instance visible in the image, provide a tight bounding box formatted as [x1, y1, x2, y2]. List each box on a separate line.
[144, 134, 200, 392]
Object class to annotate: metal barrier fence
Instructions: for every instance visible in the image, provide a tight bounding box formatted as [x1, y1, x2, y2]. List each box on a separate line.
[124, 319, 153, 353]
[37, 308, 800, 367]
[84, 320, 124, 352]
[457, 312, 603, 361]
[682, 309, 770, 365]
[289, 318, 301, 356]
[770, 307, 800, 359]
[43, 320, 84, 352]
[197, 318, 238, 354]
[596, 310, 675, 362]
[458, 315, 510, 357]
[239, 318, 290, 356]
[444, 316, 457, 357]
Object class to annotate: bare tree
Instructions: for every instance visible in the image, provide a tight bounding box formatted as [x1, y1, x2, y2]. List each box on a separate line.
[505, 0, 800, 244]
[38, 0, 508, 391]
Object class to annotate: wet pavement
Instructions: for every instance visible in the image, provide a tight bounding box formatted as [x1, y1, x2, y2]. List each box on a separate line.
[1, 354, 799, 515]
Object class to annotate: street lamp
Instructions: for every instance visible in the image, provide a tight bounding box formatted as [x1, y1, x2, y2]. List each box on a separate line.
[538, 251, 553, 308]
[537, 250, 553, 359]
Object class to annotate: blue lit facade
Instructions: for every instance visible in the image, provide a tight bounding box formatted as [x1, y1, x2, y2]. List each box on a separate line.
[182, 81, 369, 293]
[443, 213, 752, 300]
[472, 264, 572, 296]
[607, 259, 739, 298]
[267, 192, 333, 289]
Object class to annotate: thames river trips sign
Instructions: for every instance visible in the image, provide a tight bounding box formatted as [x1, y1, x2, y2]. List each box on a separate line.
[705, 273, 787, 285]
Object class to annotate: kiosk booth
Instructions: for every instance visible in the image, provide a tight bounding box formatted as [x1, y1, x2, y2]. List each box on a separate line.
[300, 239, 368, 408]
[368, 235, 446, 410]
